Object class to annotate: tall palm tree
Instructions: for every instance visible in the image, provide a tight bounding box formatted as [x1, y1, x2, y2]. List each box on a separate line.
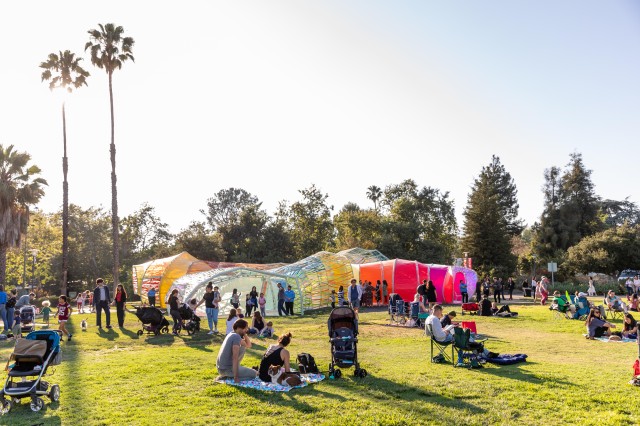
[40, 50, 89, 295]
[366, 185, 382, 212]
[0, 145, 47, 283]
[85, 23, 135, 289]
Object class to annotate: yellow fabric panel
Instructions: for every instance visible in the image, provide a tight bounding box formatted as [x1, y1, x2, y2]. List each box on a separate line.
[158, 252, 212, 307]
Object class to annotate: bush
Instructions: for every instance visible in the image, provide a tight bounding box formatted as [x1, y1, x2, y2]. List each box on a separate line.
[548, 281, 623, 297]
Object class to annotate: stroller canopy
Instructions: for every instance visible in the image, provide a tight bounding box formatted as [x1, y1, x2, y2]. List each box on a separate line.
[328, 307, 358, 337]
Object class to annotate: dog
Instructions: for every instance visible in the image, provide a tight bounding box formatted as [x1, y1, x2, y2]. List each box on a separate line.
[81, 319, 88, 331]
[268, 365, 302, 387]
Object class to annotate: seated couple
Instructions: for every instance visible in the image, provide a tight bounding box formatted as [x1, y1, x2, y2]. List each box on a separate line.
[479, 297, 517, 317]
[426, 305, 498, 358]
[216, 319, 296, 383]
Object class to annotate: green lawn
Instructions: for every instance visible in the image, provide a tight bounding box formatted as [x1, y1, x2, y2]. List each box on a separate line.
[0, 303, 638, 426]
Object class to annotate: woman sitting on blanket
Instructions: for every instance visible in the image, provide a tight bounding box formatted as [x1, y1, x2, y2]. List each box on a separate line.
[585, 308, 616, 339]
[258, 332, 294, 382]
[611, 313, 638, 340]
[488, 302, 518, 317]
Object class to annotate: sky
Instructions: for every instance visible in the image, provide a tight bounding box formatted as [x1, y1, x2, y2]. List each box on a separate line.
[1, 1, 639, 234]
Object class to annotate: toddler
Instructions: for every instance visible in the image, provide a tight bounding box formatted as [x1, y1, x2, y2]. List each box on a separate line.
[41, 300, 51, 326]
[330, 290, 336, 309]
[260, 321, 274, 338]
[258, 293, 266, 317]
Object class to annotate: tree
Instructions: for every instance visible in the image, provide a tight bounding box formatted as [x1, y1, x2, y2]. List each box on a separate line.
[85, 23, 135, 290]
[366, 185, 382, 212]
[40, 50, 90, 295]
[564, 225, 640, 275]
[202, 188, 260, 231]
[461, 158, 519, 275]
[534, 153, 602, 259]
[120, 203, 173, 266]
[289, 185, 335, 258]
[333, 203, 381, 250]
[173, 221, 226, 261]
[600, 198, 640, 228]
[0, 145, 47, 283]
[262, 202, 296, 263]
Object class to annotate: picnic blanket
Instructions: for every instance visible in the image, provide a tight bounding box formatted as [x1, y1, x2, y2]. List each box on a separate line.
[216, 373, 325, 392]
[583, 334, 636, 343]
[482, 354, 528, 365]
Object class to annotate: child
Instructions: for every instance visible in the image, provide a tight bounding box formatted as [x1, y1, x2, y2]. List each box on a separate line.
[226, 308, 238, 335]
[57, 295, 72, 341]
[236, 307, 244, 318]
[188, 298, 198, 312]
[9, 311, 21, 339]
[76, 292, 85, 314]
[330, 290, 336, 309]
[41, 300, 51, 327]
[258, 293, 266, 317]
[230, 289, 240, 309]
[245, 293, 253, 316]
[260, 321, 274, 338]
[337, 286, 345, 307]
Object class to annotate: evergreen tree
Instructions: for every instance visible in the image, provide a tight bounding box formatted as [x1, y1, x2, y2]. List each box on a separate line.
[461, 157, 519, 275]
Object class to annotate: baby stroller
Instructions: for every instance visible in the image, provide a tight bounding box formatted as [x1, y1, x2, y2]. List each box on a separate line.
[178, 304, 200, 335]
[19, 306, 36, 333]
[388, 293, 407, 325]
[328, 307, 367, 378]
[135, 306, 170, 336]
[0, 330, 62, 414]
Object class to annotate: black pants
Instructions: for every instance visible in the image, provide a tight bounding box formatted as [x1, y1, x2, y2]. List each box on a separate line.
[494, 292, 501, 304]
[116, 302, 126, 327]
[277, 299, 286, 316]
[331, 302, 335, 309]
[461, 292, 468, 303]
[170, 309, 181, 333]
[285, 301, 294, 315]
[148, 296, 156, 307]
[246, 304, 253, 316]
[509, 289, 513, 300]
[96, 301, 110, 327]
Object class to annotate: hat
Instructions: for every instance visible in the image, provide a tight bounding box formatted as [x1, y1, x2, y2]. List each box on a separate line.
[448, 311, 457, 317]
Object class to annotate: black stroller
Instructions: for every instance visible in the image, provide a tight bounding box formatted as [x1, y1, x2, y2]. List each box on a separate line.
[19, 306, 36, 333]
[328, 307, 367, 379]
[178, 304, 200, 335]
[135, 307, 170, 336]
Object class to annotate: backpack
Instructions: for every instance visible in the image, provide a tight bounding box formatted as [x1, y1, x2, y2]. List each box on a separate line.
[297, 353, 319, 374]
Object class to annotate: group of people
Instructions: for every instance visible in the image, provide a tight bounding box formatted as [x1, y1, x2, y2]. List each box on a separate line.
[0, 287, 37, 333]
[332, 279, 392, 313]
[478, 277, 518, 304]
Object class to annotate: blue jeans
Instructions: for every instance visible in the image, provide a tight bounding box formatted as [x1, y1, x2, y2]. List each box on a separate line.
[6, 307, 14, 330]
[0, 304, 7, 332]
[277, 299, 286, 316]
[206, 307, 219, 331]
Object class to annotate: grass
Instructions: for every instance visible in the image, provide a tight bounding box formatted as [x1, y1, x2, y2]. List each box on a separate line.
[0, 302, 638, 426]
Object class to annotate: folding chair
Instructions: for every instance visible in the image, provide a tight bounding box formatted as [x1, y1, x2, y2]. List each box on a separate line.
[426, 323, 454, 364]
[604, 298, 624, 320]
[550, 296, 570, 320]
[453, 327, 481, 368]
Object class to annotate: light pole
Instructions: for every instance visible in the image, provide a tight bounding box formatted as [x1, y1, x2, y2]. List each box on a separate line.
[29, 249, 39, 292]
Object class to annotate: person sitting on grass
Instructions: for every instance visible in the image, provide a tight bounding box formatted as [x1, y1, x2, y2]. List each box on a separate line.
[226, 308, 239, 335]
[585, 308, 615, 339]
[216, 319, 257, 383]
[490, 302, 518, 317]
[249, 311, 265, 335]
[236, 307, 244, 319]
[630, 294, 639, 312]
[479, 296, 493, 316]
[260, 321, 275, 338]
[258, 332, 294, 383]
[611, 313, 638, 340]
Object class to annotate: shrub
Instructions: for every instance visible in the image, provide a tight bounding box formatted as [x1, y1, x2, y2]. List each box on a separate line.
[548, 281, 623, 296]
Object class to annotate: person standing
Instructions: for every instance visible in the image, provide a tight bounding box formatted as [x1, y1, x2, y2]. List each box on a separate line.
[382, 280, 389, 305]
[76, 292, 85, 314]
[196, 283, 221, 334]
[531, 277, 537, 303]
[248, 286, 258, 316]
[425, 280, 437, 311]
[634, 276, 640, 296]
[113, 284, 127, 328]
[375, 280, 381, 306]
[459, 280, 468, 304]
[587, 277, 597, 297]
[0, 286, 8, 333]
[284, 285, 296, 316]
[507, 278, 515, 301]
[277, 283, 286, 317]
[258, 293, 266, 317]
[499, 277, 506, 300]
[347, 279, 363, 314]
[57, 295, 72, 341]
[539, 276, 550, 305]
[147, 286, 156, 307]
[167, 289, 181, 335]
[93, 278, 112, 329]
[6, 289, 17, 331]
[493, 278, 502, 304]
[337, 286, 345, 307]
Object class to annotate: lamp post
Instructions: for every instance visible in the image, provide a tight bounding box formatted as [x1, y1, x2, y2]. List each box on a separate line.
[29, 249, 39, 292]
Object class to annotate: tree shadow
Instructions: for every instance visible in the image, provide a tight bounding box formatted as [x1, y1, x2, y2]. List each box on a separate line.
[476, 362, 574, 386]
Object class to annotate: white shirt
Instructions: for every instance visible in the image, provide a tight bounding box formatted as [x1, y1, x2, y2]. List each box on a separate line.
[425, 314, 447, 342]
[634, 279, 640, 289]
[100, 286, 107, 301]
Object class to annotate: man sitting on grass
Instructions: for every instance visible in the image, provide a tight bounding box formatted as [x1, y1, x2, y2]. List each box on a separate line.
[216, 319, 257, 383]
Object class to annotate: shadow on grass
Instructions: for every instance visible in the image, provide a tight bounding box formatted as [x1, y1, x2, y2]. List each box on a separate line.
[118, 327, 139, 340]
[96, 328, 119, 341]
[477, 362, 574, 386]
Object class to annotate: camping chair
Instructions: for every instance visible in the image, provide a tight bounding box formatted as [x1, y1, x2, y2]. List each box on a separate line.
[426, 323, 454, 364]
[453, 327, 480, 368]
[604, 298, 624, 320]
[573, 296, 591, 321]
[550, 296, 570, 320]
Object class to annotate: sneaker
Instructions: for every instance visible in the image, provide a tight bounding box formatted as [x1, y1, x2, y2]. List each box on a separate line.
[106, 325, 113, 329]
[207, 331, 214, 335]
[68, 334, 73, 341]
[213, 329, 219, 333]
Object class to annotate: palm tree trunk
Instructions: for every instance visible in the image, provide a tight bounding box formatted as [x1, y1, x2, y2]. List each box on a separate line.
[61, 102, 69, 296]
[0, 244, 6, 284]
[109, 71, 120, 290]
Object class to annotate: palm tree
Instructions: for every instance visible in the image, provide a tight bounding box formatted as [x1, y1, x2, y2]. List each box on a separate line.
[0, 145, 47, 283]
[366, 185, 382, 212]
[85, 23, 135, 289]
[40, 50, 89, 295]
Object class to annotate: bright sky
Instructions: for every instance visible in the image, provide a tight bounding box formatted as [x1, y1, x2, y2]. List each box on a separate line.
[2, 1, 639, 234]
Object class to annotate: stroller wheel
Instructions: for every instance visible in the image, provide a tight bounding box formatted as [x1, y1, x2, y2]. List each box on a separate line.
[359, 369, 368, 378]
[334, 369, 342, 379]
[136, 330, 143, 336]
[0, 399, 11, 415]
[49, 384, 60, 402]
[30, 397, 44, 412]
[162, 326, 169, 334]
[154, 329, 161, 336]
[11, 398, 20, 405]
